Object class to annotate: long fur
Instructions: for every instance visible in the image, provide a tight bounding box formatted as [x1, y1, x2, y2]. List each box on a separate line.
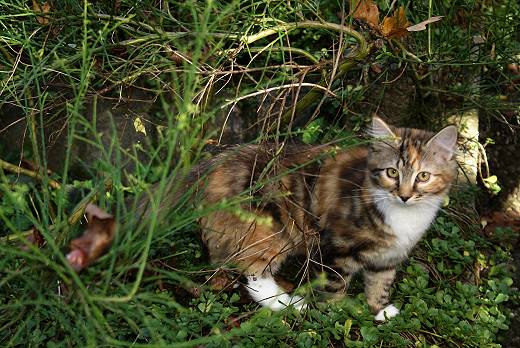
[148, 118, 458, 317]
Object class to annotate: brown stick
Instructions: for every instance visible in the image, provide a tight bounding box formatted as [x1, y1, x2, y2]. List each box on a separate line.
[0, 158, 61, 190]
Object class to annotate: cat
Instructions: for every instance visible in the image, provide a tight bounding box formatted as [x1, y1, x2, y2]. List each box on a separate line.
[146, 117, 458, 320]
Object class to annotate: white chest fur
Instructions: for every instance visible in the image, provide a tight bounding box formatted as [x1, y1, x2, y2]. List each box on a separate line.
[373, 192, 442, 262]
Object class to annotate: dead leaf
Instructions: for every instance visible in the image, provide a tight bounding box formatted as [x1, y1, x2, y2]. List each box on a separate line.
[481, 211, 520, 236]
[381, 6, 410, 39]
[371, 63, 382, 74]
[32, 0, 51, 25]
[166, 48, 187, 65]
[22, 228, 46, 250]
[350, 0, 380, 28]
[407, 16, 444, 32]
[224, 316, 241, 330]
[66, 204, 117, 272]
[209, 271, 234, 291]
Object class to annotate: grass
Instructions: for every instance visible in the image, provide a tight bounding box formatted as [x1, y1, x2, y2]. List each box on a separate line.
[1, 0, 519, 346]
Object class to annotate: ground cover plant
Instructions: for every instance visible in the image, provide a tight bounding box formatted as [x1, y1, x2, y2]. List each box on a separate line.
[0, 0, 518, 346]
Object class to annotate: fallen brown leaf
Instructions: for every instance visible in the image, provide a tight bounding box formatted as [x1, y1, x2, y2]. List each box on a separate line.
[371, 63, 383, 74]
[224, 316, 241, 330]
[350, 0, 380, 28]
[482, 211, 520, 236]
[22, 228, 45, 250]
[407, 16, 444, 32]
[66, 204, 117, 272]
[209, 271, 234, 291]
[32, 0, 51, 25]
[381, 6, 410, 39]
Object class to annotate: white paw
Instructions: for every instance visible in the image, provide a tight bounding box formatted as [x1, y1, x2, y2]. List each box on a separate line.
[374, 304, 400, 321]
[259, 293, 290, 311]
[246, 276, 307, 311]
[288, 295, 307, 311]
[260, 293, 307, 311]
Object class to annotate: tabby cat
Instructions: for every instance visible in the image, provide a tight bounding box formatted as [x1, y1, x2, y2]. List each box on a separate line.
[159, 117, 458, 320]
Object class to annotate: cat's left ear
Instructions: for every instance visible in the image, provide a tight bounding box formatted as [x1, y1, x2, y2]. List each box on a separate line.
[426, 125, 458, 160]
[370, 116, 396, 139]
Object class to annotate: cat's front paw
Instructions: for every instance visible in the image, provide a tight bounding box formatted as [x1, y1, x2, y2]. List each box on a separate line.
[374, 304, 400, 321]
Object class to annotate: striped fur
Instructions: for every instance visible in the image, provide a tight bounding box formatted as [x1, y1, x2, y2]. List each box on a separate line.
[185, 118, 457, 316]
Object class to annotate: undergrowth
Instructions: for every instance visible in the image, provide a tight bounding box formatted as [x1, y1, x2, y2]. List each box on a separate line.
[1, 0, 518, 347]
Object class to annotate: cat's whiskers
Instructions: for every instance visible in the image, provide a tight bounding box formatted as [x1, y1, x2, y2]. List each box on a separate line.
[332, 191, 389, 200]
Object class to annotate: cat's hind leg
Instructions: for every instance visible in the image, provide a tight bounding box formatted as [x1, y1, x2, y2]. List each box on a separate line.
[203, 210, 306, 310]
[239, 243, 307, 311]
[246, 275, 306, 311]
[236, 224, 306, 311]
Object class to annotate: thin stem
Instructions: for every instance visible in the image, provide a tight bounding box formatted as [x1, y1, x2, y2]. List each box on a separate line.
[279, 42, 371, 127]
[239, 46, 320, 65]
[0, 158, 61, 190]
[428, 0, 433, 58]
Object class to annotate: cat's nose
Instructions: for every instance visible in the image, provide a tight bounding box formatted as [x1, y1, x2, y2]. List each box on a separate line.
[399, 195, 411, 202]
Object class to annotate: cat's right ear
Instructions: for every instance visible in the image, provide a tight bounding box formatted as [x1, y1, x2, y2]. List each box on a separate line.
[369, 117, 397, 140]
[426, 125, 458, 161]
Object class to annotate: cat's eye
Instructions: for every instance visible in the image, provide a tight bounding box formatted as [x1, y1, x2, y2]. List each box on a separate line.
[416, 171, 431, 182]
[386, 168, 399, 178]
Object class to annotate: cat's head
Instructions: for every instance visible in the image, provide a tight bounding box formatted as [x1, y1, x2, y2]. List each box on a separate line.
[367, 117, 458, 206]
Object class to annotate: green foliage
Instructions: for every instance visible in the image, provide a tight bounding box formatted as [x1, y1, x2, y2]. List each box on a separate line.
[301, 118, 325, 144]
[0, 200, 514, 346]
[0, 183, 33, 230]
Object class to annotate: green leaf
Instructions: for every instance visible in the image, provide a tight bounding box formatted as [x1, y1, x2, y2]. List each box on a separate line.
[343, 319, 352, 344]
[360, 326, 379, 343]
[301, 118, 324, 144]
[230, 292, 241, 303]
[494, 293, 508, 303]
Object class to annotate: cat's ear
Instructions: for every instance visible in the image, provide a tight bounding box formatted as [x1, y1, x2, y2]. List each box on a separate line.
[426, 125, 458, 160]
[370, 117, 397, 140]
